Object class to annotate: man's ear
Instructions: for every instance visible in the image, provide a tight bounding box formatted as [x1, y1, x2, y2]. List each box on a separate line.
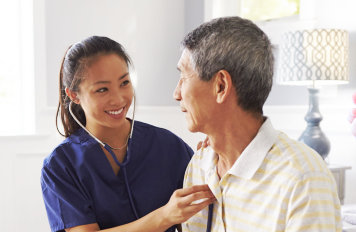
[214, 70, 232, 104]
[65, 87, 80, 104]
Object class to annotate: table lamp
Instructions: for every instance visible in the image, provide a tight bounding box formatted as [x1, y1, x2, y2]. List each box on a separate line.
[277, 29, 349, 159]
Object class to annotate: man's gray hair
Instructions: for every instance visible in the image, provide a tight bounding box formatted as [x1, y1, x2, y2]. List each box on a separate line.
[182, 16, 274, 114]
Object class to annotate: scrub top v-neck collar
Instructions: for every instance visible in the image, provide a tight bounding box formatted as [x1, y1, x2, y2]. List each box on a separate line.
[76, 122, 143, 183]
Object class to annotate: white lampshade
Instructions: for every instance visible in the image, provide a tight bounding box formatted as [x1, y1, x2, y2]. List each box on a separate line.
[277, 29, 349, 86]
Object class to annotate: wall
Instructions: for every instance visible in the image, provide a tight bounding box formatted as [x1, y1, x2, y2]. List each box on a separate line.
[44, 0, 185, 107]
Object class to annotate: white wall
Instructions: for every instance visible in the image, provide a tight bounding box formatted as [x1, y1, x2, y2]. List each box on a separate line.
[44, 0, 185, 107]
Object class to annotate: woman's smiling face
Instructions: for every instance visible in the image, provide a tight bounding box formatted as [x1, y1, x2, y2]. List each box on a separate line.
[75, 53, 134, 132]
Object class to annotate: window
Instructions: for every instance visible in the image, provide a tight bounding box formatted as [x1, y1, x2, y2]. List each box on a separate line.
[0, 0, 34, 135]
[204, 0, 300, 23]
[241, 0, 300, 21]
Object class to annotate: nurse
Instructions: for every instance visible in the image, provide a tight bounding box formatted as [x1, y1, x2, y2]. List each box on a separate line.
[40, 36, 214, 232]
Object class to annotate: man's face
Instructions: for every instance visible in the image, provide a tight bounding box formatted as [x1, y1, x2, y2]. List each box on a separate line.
[173, 49, 215, 133]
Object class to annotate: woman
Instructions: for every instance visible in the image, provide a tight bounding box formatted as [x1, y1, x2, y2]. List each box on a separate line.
[40, 36, 214, 232]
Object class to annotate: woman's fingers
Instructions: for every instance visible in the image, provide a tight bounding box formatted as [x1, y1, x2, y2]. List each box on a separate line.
[202, 136, 210, 149]
[196, 141, 203, 150]
[186, 198, 214, 215]
[176, 184, 213, 198]
[178, 198, 214, 223]
[163, 184, 215, 224]
[175, 185, 215, 213]
[180, 189, 214, 206]
[203, 137, 209, 147]
[196, 136, 210, 151]
[206, 138, 210, 146]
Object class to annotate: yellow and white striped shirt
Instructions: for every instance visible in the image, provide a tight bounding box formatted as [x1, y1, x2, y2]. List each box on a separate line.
[182, 118, 341, 232]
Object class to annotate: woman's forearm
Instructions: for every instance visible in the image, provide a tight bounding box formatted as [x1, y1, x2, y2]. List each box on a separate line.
[101, 206, 171, 232]
[66, 206, 171, 232]
[103, 185, 214, 232]
[66, 185, 214, 232]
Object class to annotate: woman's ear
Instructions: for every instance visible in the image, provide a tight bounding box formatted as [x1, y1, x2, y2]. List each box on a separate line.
[65, 87, 80, 104]
[214, 70, 232, 104]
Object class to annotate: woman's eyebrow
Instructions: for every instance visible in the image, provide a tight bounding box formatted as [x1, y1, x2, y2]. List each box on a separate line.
[93, 73, 129, 85]
[93, 80, 110, 85]
[119, 72, 129, 80]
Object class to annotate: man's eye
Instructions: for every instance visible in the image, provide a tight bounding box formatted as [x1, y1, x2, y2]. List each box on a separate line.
[96, 88, 108, 93]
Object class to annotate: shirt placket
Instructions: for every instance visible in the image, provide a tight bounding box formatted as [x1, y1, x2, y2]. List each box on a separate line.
[206, 167, 226, 232]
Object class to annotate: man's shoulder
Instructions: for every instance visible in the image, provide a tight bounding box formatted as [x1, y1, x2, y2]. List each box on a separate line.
[269, 132, 331, 177]
[184, 148, 214, 184]
[190, 147, 215, 166]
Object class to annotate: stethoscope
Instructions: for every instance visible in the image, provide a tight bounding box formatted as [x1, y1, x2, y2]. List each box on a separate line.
[69, 96, 215, 229]
[207, 203, 213, 232]
[68, 97, 140, 220]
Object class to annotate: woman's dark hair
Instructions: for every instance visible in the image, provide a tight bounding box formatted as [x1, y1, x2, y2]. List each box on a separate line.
[56, 36, 132, 137]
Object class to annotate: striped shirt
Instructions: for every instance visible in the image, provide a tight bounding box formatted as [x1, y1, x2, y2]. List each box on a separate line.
[182, 118, 341, 232]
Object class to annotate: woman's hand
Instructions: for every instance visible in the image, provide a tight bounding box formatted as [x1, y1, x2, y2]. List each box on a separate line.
[160, 184, 215, 226]
[196, 137, 210, 150]
[65, 185, 215, 232]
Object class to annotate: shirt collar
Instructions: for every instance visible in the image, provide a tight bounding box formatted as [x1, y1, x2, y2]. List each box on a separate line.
[199, 117, 279, 180]
[228, 117, 278, 179]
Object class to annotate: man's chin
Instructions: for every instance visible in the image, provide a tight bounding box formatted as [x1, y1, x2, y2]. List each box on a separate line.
[185, 116, 199, 132]
[187, 123, 199, 133]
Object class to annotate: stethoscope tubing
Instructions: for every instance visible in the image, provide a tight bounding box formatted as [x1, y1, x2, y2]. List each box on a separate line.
[103, 141, 139, 219]
[68, 99, 139, 220]
[206, 203, 214, 232]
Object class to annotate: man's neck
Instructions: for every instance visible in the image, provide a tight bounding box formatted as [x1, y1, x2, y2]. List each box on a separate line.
[209, 112, 264, 178]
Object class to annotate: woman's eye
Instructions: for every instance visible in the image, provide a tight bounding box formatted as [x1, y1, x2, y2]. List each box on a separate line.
[96, 87, 108, 93]
[121, 80, 130, 86]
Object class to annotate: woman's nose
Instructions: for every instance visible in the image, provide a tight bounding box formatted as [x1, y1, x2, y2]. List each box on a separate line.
[109, 89, 124, 105]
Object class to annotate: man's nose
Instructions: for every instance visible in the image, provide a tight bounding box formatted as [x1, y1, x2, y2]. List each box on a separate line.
[173, 80, 182, 101]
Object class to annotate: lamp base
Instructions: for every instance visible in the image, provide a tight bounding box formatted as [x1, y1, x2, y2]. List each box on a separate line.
[298, 126, 330, 160]
[298, 88, 330, 159]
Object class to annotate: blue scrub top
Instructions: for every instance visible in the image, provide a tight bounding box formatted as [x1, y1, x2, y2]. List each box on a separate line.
[41, 121, 193, 232]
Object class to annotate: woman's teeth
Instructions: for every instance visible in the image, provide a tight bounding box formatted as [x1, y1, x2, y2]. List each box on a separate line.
[107, 108, 124, 115]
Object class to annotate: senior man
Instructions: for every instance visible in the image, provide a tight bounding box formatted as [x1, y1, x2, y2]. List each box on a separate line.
[174, 16, 341, 232]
